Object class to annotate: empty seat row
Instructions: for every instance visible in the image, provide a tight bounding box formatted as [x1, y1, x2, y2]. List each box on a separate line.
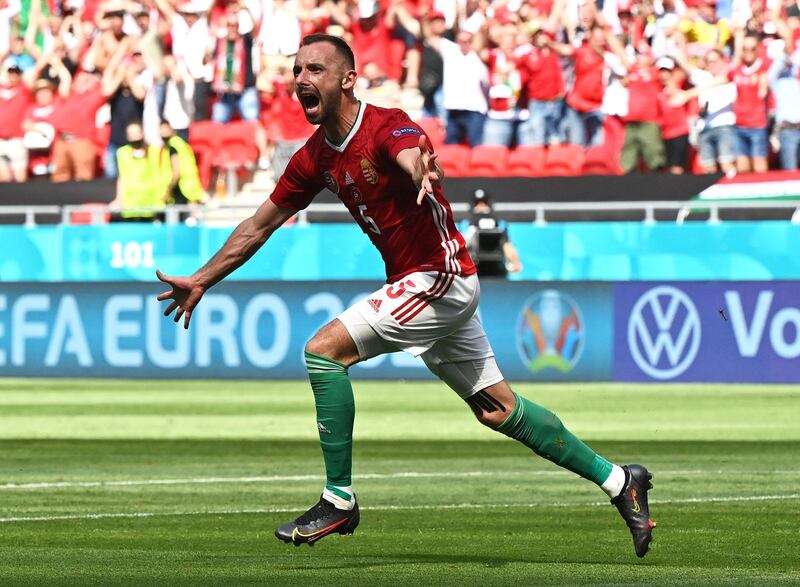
[434, 144, 623, 178]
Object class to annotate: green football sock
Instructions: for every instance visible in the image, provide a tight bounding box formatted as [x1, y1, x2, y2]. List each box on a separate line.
[305, 351, 355, 501]
[497, 392, 613, 486]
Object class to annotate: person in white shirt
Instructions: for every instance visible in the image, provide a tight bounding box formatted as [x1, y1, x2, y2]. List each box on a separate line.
[673, 48, 737, 174]
[426, 29, 488, 146]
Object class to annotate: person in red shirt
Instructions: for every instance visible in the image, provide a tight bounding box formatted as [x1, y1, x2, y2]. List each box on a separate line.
[49, 68, 109, 182]
[156, 34, 655, 556]
[731, 33, 770, 172]
[656, 57, 692, 174]
[562, 24, 611, 146]
[620, 47, 666, 173]
[518, 28, 566, 146]
[0, 64, 32, 182]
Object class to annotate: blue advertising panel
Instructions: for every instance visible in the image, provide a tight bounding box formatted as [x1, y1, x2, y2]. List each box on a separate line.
[0, 281, 614, 381]
[2, 221, 799, 282]
[614, 281, 800, 383]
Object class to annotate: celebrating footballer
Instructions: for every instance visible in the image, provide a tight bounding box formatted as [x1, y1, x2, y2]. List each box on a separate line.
[156, 34, 656, 557]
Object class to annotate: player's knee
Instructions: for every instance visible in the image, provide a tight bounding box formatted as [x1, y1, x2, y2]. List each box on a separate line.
[466, 389, 515, 429]
[304, 336, 328, 357]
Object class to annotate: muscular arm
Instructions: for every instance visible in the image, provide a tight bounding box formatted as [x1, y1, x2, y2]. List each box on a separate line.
[157, 197, 298, 328]
[193, 199, 296, 288]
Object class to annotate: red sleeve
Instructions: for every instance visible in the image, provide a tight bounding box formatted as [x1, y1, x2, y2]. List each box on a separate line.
[268, 144, 324, 210]
[376, 109, 427, 160]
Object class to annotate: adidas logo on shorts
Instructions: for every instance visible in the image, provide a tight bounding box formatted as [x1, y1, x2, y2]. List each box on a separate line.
[367, 298, 382, 313]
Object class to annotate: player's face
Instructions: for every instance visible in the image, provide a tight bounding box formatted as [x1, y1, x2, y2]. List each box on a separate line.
[293, 42, 352, 125]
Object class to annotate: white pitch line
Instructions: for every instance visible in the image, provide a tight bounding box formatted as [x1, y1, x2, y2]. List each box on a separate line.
[0, 471, 532, 491]
[4, 468, 796, 491]
[1, 494, 798, 524]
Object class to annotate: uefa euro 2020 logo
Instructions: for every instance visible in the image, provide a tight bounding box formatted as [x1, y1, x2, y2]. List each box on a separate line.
[516, 290, 584, 373]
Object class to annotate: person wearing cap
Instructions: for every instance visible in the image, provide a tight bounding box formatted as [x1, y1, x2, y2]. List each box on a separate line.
[463, 189, 522, 278]
[620, 45, 666, 173]
[518, 27, 566, 147]
[656, 56, 692, 174]
[153, 0, 213, 121]
[91, 7, 128, 71]
[49, 66, 109, 182]
[2, 35, 35, 73]
[21, 78, 60, 174]
[0, 62, 32, 181]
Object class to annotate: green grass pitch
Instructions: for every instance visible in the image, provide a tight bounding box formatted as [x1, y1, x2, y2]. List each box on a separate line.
[0, 378, 798, 586]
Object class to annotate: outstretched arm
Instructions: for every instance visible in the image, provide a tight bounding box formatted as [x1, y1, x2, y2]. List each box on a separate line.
[396, 134, 445, 205]
[156, 198, 297, 328]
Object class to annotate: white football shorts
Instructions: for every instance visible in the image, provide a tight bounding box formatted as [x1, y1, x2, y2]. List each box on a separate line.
[337, 271, 504, 398]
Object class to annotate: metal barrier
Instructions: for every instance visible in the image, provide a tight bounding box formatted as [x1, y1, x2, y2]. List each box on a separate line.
[1, 199, 799, 226]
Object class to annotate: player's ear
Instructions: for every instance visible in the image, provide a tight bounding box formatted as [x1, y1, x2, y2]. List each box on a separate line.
[341, 69, 357, 91]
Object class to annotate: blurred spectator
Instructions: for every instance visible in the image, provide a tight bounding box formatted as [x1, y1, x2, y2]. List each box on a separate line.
[730, 32, 769, 173]
[260, 65, 314, 177]
[768, 34, 800, 170]
[620, 46, 666, 173]
[3, 35, 34, 73]
[21, 78, 62, 175]
[677, 0, 732, 54]
[91, 8, 127, 71]
[562, 24, 614, 146]
[102, 37, 152, 178]
[0, 0, 21, 57]
[428, 29, 488, 146]
[0, 63, 30, 182]
[50, 68, 107, 182]
[209, 8, 259, 123]
[418, 11, 446, 121]
[111, 121, 166, 220]
[155, 0, 213, 121]
[518, 28, 566, 147]
[481, 25, 524, 147]
[256, 0, 302, 83]
[158, 119, 205, 205]
[656, 57, 691, 174]
[674, 48, 736, 174]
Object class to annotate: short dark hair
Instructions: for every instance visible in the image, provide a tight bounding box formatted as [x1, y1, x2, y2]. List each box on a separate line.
[301, 34, 356, 70]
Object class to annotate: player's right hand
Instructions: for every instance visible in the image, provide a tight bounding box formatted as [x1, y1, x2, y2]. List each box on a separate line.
[156, 269, 206, 329]
[415, 134, 442, 205]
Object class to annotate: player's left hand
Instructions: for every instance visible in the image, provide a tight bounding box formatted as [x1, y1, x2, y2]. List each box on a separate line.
[414, 134, 442, 205]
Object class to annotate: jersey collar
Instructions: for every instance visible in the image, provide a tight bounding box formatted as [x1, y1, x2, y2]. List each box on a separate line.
[325, 100, 365, 153]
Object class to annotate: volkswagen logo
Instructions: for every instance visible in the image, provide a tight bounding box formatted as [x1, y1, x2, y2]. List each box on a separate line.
[628, 286, 701, 380]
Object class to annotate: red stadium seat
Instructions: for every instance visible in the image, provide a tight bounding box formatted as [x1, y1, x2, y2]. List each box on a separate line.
[416, 117, 446, 149]
[215, 121, 259, 169]
[582, 146, 623, 175]
[467, 145, 510, 177]
[507, 145, 546, 177]
[436, 144, 472, 177]
[543, 144, 585, 176]
[189, 121, 223, 188]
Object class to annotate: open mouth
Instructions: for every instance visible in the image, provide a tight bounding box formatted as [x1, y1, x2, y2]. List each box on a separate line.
[299, 92, 321, 117]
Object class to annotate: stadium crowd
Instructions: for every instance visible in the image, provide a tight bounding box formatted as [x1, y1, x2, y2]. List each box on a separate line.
[2, 0, 800, 186]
